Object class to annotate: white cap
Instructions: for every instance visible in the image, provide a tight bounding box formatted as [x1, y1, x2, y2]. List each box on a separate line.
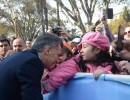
[72, 38, 81, 43]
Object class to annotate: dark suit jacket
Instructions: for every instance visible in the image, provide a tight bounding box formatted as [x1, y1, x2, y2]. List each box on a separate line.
[0, 50, 44, 100]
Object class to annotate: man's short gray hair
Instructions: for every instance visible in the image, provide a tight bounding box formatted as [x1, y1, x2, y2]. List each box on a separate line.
[32, 33, 62, 53]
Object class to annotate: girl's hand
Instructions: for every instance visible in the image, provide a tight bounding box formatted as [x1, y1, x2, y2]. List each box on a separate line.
[93, 69, 105, 80]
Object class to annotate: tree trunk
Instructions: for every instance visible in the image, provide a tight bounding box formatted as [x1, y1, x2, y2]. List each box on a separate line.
[57, 2, 60, 26]
[43, 0, 48, 31]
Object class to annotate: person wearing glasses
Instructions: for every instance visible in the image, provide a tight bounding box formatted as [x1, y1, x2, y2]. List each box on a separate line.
[124, 27, 130, 40]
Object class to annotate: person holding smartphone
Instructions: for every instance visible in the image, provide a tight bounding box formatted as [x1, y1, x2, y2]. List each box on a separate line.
[95, 15, 115, 43]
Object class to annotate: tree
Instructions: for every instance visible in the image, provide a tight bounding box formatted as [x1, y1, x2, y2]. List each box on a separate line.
[0, 0, 67, 39]
[0, 0, 42, 40]
[0, 0, 59, 39]
[122, 6, 130, 26]
[1, 0, 130, 37]
[53, 0, 98, 33]
[109, 15, 126, 34]
[34, 0, 48, 33]
[0, 23, 13, 36]
[43, 0, 48, 30]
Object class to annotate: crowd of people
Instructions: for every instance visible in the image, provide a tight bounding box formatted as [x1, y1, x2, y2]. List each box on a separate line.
[0, 15, 130, 100]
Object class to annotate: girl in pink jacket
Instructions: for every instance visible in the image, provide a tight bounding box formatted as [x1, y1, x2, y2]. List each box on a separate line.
[41, 31, 114, 93]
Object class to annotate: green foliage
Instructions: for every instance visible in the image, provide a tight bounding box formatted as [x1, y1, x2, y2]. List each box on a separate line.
[109, 16, 130, 34]
[0, 23, 13, 36]
[23, 0, 35, 15]
[109, 6, 130, 34]
[122, 6, 130, 23]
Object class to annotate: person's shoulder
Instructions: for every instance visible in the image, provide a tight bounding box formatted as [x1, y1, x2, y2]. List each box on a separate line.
[20, 49, 38, 56]
[5, 49, 39, 63]
[19, 50, 40, 61]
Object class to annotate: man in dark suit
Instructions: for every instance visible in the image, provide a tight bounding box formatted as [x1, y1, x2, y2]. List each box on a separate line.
[0, 33, 62, 100]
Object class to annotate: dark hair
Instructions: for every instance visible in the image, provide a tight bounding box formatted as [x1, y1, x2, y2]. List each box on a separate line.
[78, 56, 86, 72]
[26, 38, 32, 42]
[93, 51, 114, 66]
[73, 56, 86, 72]
[32, 33, 63, 53]
[91, 46, 114, 67]
[52, 27, 62, 36]
[95, 20, 101, 26]
[91, 20, 101, 32]
[0, 38, 10, 46]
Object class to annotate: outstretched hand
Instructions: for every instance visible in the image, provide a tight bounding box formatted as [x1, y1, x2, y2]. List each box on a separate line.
[93, 69, 106, 80]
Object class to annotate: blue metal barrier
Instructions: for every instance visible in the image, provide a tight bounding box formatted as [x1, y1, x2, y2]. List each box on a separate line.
[43, 73, 130, 100]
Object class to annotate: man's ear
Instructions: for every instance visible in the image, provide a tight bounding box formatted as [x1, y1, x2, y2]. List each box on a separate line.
[94, 47, 101, 54]
[44, 46, 51, 55]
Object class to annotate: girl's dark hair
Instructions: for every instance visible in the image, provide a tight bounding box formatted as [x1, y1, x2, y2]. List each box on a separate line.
[88, 46, 114, 67]
[78, 56, 86, 72]
[92, 50, 114, 67]
[73, 56, 86, 72]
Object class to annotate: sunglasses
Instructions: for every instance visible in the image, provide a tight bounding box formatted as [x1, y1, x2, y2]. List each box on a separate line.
[125, 31, 130, 34]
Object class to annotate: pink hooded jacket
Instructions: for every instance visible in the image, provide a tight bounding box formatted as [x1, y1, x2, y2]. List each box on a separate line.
[41, 55, 112, 93]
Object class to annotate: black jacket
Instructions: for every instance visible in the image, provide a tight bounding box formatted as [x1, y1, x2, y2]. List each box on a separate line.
[0, 50, 44, 100]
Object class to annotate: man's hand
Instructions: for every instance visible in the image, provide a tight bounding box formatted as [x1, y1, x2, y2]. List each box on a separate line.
[114, 60, 130, 75]
[111, 40, 130, 60]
